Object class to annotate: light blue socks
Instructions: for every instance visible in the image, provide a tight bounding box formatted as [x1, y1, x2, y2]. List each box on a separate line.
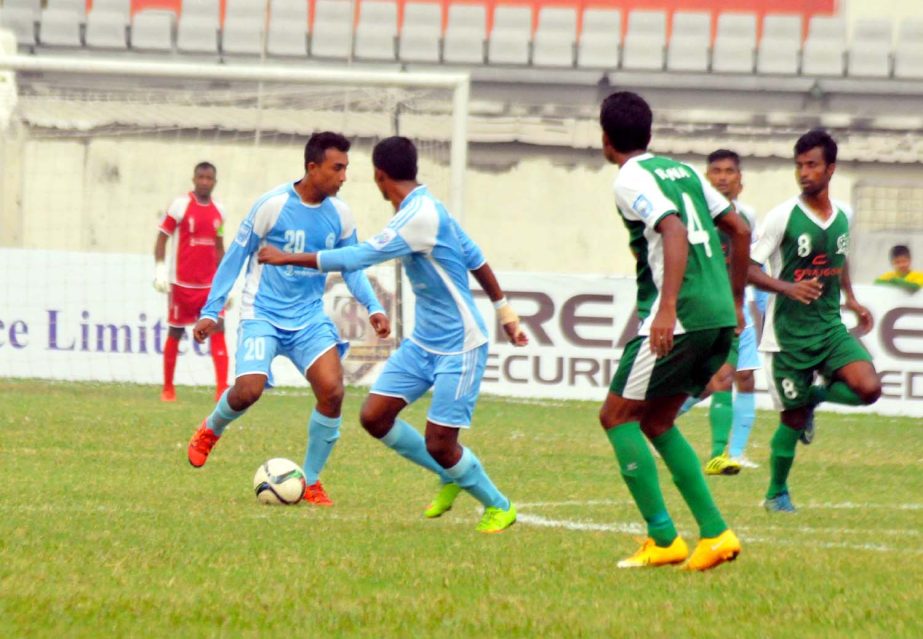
[380, 419, 451, 483]
[445, 447, 509, 510]
[678, 395, 702, 417]
[304, 409, 342, 484]
[728, 392, 756, 459]
[205, 388, 247, 436]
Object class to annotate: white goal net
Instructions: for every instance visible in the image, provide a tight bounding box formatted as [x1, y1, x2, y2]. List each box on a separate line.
[0, 54, 469, 389]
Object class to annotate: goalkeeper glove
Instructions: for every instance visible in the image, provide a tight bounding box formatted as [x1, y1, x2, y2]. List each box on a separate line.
[153, 261, 169, 293]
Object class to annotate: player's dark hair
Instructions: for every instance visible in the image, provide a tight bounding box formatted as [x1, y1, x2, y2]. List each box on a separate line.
[599, 91, 652, 154]
[707, 149, 740, 167]
[304, 131, 351, 166]
[372, 136, 418, 181]
[890, 244, 911, 260]
[795, 128, 837, 164]
[194, 161, 216, 175]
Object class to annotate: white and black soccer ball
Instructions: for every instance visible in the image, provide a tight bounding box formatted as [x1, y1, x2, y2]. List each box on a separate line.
[253, 458, 306, 505]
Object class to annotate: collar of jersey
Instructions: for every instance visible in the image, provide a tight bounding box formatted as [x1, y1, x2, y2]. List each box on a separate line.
[287, 181, 327, 208]
[399, 184, 429, 210]
[796, 196, 841, 230]
[623, 152, 654, 168]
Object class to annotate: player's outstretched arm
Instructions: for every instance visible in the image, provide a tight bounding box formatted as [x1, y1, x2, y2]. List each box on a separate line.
[470, 263, 528, 346]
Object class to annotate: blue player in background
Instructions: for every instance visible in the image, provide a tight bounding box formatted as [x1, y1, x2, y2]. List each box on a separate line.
[188, 132, 390, 508]
[258, 136, 528, 533]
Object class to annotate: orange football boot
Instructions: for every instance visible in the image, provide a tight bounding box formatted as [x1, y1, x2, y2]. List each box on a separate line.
[303, 481, 333, 506]
[187, 421, 220, 467]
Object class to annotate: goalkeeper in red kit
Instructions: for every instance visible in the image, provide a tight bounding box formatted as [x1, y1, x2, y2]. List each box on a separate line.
[153, 162, 229, 402]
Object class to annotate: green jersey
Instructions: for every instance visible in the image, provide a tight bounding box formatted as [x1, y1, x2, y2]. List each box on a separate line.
[751, 196, 853, 353]
[613, 153, 736, 335]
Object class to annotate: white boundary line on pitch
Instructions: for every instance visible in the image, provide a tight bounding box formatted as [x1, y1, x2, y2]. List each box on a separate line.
[517, 500, 923, 511]
[515, 514, 917, 554]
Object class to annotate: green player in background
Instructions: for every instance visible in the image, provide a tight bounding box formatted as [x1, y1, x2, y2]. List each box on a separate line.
[598, 92, 752, 571]
[749, 129, 882, 513]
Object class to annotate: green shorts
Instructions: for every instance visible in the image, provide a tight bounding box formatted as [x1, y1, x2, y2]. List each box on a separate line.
[610, 327, 734, 401]
[767, 325, 872, 410]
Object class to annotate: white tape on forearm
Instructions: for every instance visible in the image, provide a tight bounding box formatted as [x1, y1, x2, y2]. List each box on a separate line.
[497, 304, 519, 326]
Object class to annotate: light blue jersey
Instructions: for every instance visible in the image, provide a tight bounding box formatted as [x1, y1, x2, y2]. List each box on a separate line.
[200, 181, 384, 329]
[317, 186, 488, 355]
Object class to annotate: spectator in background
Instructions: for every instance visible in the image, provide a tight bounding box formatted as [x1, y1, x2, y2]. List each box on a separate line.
[153, 162, 229, 403]
[875, 245, 923, 292]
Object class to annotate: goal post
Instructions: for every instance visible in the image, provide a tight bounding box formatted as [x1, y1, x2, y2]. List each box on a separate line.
[0, 51, 470, 389]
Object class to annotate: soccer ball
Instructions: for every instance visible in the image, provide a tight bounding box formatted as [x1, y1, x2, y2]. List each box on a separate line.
[253, 458, 306, 505]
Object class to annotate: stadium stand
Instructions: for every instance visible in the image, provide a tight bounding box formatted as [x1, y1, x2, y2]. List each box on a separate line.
[442, 3, 486, 65]
[398, 1, 441, 63]
[665, 11, 711, 73]
[354, 0, 398, 61]
[532, 7, 577, 68]
[266, 0, 306, 57]
[310, 0, 354, 59]
[711, 12, 756, 74]
[38, 5, 82, 48]
[756, 13, 801, 75]
[621, 9, 666, 71]
[486, 5, 531, 66]
[893, 19, 923, 80]
[801, 15, 846, 76]
[576, 8, 620, 69]
[220, 0, 264, 56]
[130, 9, 175, 52]
[176, 0, 220, 54]
[847, 19, 892, 78]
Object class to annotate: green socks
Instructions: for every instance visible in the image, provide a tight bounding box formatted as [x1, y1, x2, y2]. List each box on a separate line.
[606, 423, 677, 547]
[652, 427, 728, 539]
[709, 390, 733, 457]
[766, 423, 801, 499]
[809, 382, 864, 407]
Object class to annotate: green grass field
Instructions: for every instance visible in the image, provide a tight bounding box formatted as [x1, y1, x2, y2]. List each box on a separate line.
[1, 379, 921, 638]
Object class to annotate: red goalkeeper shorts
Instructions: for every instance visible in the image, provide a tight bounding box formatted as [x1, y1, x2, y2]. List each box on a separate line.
[168, 284, 222, 327]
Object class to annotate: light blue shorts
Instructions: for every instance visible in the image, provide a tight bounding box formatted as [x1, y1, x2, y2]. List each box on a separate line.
[737, 322, 761, 372]
[371, 340, 487, 429]
[235, 318, 348, 380]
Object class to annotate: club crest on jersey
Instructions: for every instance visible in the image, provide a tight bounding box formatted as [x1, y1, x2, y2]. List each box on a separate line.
[836, 233, 849, 255]
[325, 233, 336, 250]
[369, 227, 397, 250]
[234, 220, 253, 247]
[632, 194, 654, 219]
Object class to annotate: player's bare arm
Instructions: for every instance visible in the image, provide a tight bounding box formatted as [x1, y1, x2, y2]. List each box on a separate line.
[193, 317, 218, 343]
[215, 236, 225, 264]
[258, 245, 313, 267]
[469, 263, 528, 346]
[650, 213, 687, 358]
[153, 231, 170, 292]
[747, 262, 823, 305]
[841, 259, 873, 335]
[714, 209, 752, 333]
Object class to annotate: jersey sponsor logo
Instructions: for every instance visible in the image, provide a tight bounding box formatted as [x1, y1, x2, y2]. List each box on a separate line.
[836, 233, 849, 255]
[234, 220, 253, 247]
[631, 194, 654, 219]
[368, 227, 397, 250]
[325, 233, 336, 250]
[794, 253, 843, 280]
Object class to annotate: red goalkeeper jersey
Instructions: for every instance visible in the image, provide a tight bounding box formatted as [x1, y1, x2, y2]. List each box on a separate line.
[158, 192, 226, 288]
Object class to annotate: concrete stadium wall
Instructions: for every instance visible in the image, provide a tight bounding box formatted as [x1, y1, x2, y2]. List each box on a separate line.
[2, 131, 919, 282]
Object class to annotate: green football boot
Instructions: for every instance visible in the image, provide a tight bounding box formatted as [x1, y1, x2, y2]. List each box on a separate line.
[424, 482, 462, 518]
